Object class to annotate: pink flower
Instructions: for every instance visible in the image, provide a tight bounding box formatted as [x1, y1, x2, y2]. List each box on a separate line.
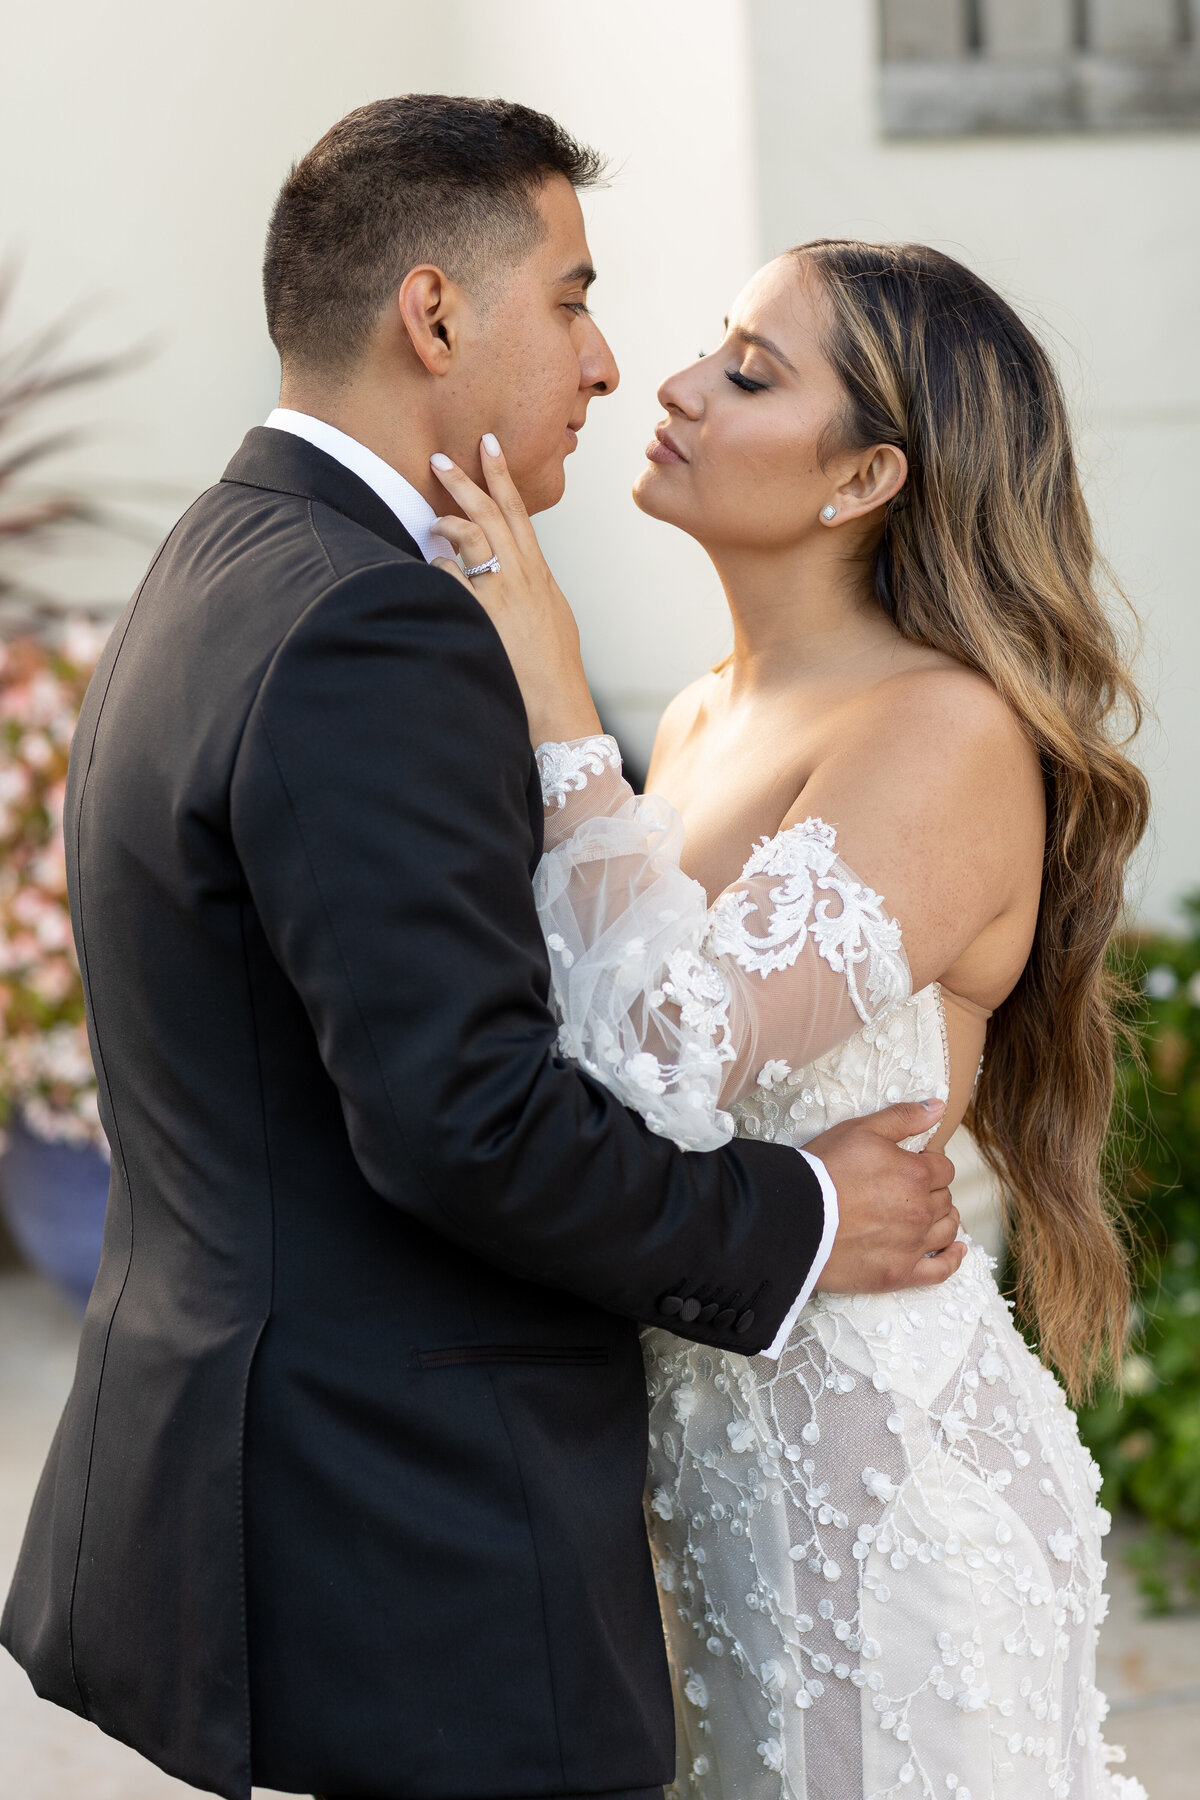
[0, 622, 105, 1149]
[61, 620, 110, 669]
[28, 957, 75, 1004]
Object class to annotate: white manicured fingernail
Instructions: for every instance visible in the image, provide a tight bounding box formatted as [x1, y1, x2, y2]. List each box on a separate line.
[482, 433, 500, 457]
[430, 453, 454, 471]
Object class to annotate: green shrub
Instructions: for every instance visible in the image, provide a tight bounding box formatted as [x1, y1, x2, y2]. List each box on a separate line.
[1074, 894, 1200, 1610]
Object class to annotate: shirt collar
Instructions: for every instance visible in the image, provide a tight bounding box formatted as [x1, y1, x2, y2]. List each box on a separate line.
[264, 408, 454, 564]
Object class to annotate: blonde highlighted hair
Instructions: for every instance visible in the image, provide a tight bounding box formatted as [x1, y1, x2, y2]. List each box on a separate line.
[795, 238, 1150, 1400]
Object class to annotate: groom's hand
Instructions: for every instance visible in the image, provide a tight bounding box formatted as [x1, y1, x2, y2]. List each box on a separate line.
[807, 1099, 965, 1294]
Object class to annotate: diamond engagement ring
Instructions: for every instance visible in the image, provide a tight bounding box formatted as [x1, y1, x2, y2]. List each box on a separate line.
[463, 554, 501, 578]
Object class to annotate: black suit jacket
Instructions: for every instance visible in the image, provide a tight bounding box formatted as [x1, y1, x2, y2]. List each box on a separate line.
[1, 428, 825, 1800]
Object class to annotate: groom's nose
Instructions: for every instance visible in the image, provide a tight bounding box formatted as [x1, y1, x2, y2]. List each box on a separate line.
[580, 317, 620, 398]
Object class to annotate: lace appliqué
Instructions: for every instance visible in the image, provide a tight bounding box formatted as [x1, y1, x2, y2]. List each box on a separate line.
[645, 1243, 1140, 1800]
[535, 734, 622, 811]
[644, 984, 1143, 1800]
[705, 817, 909, 1021]
[551, 938, 737, 1152]
[659, 946, 736, 1063]
[735, 985, 950, 1149]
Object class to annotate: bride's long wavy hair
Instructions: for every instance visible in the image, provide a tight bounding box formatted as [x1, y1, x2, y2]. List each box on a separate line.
[795, 239, 1150, 1401]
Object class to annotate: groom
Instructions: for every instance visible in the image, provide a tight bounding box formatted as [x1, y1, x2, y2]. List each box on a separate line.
[2, 97, 961, 1800]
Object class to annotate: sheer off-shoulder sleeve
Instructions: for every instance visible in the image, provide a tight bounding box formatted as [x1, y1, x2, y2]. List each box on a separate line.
[533, 736, 911, 1151]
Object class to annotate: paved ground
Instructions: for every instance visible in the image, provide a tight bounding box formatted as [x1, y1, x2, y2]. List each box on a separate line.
[1, 1268, 1196, 1799]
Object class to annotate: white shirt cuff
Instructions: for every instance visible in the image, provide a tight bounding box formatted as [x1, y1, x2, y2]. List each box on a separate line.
[758, 1148, 839, 1361]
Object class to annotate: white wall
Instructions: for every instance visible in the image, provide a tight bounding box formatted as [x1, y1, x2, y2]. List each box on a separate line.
[750, 0, 1200, 926]
[0, 0, 446, 602]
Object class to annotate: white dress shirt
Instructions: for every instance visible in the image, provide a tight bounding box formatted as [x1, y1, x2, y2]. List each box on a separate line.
[765, 1152, 838, 1358]
[264, 408, 456, 564]
[264, 406, 838, 1358]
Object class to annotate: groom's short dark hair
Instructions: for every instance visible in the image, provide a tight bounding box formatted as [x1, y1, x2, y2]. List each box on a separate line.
[264, 94, 605, 374]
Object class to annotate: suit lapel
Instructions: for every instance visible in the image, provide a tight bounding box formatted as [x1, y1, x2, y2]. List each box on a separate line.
[221, 427, 426, 562]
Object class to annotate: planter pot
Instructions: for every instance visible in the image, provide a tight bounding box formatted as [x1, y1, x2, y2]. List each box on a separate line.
[0, 1114, 110, 1309]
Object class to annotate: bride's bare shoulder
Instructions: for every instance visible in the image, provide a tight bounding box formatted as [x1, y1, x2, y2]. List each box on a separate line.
[842, 657, 1037, 776]
[806, 657, 1045, 870]
[794, 654, 1045, 994]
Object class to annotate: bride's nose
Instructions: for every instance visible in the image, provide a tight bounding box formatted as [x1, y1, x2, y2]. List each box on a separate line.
[657, 365, 703, 420]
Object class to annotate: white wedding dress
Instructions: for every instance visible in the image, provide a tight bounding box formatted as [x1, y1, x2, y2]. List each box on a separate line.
[534, 736, 1145, 1800]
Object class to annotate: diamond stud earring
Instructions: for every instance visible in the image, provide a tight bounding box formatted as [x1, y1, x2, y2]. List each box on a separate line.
[820, 505, 837, 521]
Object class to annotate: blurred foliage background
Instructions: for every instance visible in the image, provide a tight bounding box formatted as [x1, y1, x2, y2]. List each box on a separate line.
[1073, 904, 1200, 1610]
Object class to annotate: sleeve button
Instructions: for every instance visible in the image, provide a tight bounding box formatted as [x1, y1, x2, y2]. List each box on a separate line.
[698, 1303, 719, 1324]
[734, 1309, 756, 1333]
[659, 1295, 684, 1317]
[679, 1298, 702, 1323]
[713, 1309, 736, 1330]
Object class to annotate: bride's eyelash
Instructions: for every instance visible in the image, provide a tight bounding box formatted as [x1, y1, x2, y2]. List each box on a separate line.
[725, 369, 769, 394]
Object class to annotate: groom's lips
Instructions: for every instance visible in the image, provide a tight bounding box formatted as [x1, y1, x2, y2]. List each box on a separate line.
[646, 425, 687, 465]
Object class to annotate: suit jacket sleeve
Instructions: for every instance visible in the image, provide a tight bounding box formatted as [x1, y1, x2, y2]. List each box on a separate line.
[229, 557, 826, 1351]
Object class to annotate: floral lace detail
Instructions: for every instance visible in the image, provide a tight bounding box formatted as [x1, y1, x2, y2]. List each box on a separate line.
[535, 733, 622, 811]
[547, 933, 737, 1152]
[735, 984, 950, 1149]
[705, 818, 910, 1020]
[645, 984, 1145, 1800]
[660, 946, 737, 1064]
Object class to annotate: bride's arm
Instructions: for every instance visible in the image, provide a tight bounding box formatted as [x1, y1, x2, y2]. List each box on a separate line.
[534, 734, 913, 1149]
[427, 442, 615, 748]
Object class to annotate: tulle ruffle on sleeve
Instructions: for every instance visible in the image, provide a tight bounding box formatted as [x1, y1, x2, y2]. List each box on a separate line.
[533, 737, 911, 1152]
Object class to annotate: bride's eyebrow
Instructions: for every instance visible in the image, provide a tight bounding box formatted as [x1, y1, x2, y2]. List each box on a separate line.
[723, 319, 798, 375]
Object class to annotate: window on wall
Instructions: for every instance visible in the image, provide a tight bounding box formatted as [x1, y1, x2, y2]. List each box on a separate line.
[880, 0, 1200, 134]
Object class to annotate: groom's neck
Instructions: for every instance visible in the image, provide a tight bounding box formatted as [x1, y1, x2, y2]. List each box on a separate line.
[278, 370, 445, 513]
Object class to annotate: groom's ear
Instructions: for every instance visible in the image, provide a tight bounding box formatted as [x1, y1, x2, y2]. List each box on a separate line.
[396, 266, 460, 376]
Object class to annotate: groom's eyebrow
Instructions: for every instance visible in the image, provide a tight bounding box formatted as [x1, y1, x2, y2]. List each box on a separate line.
[559, 262, 598, 289]
[725, 321, 798, 375]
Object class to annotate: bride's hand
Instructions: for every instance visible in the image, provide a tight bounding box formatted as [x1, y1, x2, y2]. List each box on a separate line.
[429, 436, 603, 749]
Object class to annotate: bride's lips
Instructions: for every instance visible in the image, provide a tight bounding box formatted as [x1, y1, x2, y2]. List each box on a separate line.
[646, 425, 687, 465]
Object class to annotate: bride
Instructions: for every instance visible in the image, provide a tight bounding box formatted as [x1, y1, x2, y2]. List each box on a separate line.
[429, 239, 1150, 1800]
